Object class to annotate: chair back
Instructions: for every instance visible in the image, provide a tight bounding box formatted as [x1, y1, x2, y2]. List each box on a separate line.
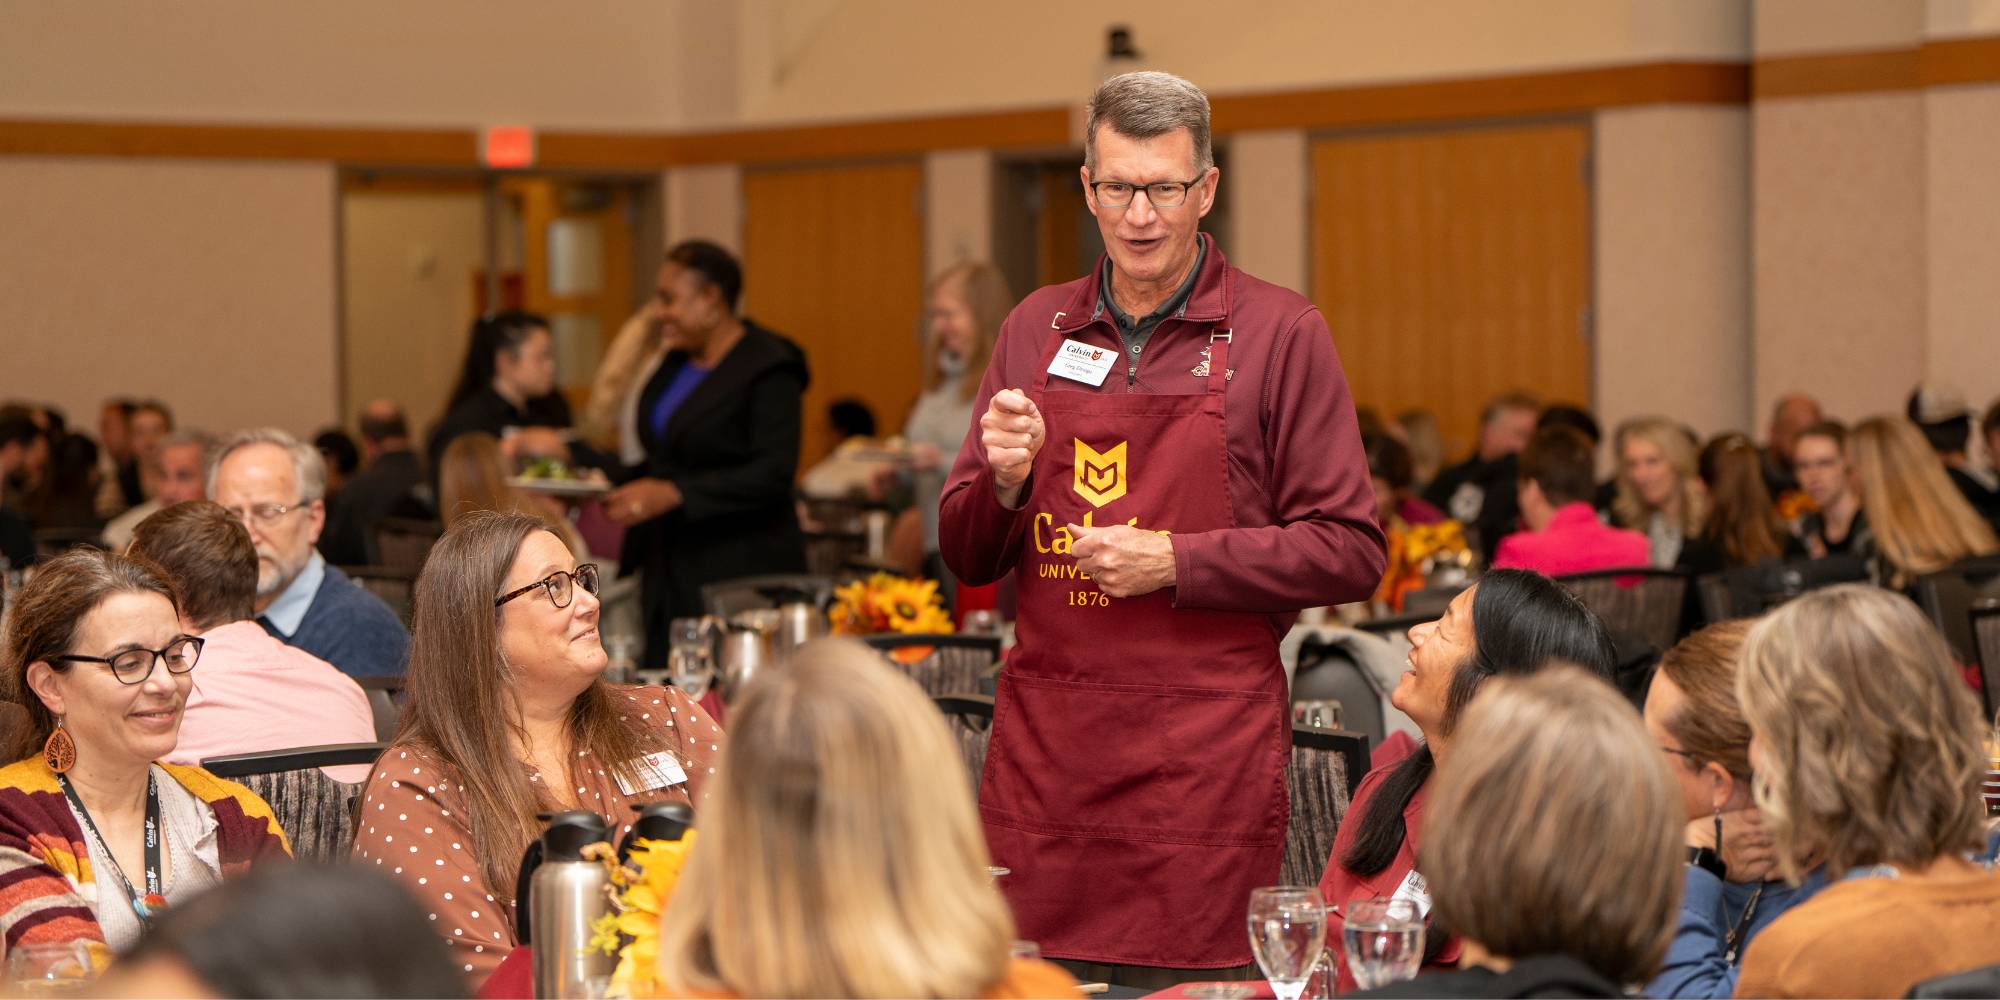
[370, 517, 442, 573]
[340, 565, 418, 628]
[1906, 960, 2000, 998]
[700, 574, 836, 618]
[32, 528, 101, 561]
[200, 742, 386, 862]
[1970, 604, 2000, 720]
[1915, 556, 2000, 710]
[932, 693, 994, 797]
[355, 675, 408, 742]
[1281, 724, 1370, 888]
[1293, 639, 1387, 747]
[1555, 568, 1689, 651]
[1701, 555, 1871, 623]
[863, 633, 1001, 698]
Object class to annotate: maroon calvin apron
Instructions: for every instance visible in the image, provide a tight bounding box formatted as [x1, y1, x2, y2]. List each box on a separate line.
[981, 320, 1289, 969]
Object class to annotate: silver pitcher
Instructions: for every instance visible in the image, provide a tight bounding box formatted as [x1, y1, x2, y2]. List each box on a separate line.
[774, 600, 826, 654]
[719, 609, 781, 701]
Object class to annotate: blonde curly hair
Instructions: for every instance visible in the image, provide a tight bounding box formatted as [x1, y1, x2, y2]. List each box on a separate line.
[1737, 584, 1987, 883]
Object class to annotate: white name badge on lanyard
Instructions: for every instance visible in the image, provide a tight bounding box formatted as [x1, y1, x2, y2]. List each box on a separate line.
[614, 752, 689, 795]
[1047, 339, 1117, 386]
[1390, 868, 1434, 919]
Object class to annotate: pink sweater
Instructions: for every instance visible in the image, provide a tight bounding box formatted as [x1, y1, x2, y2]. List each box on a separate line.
[166, 620, 378, 782]
[1492, 502, 1650, 576]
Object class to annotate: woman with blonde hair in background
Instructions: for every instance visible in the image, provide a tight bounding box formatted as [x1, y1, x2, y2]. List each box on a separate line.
[1353, 666, 1682, 997]
[899, 262, 1012, 587]
[1612, 416, 1708, 568]
[437, 431, 588, 556]
[1847, 416, 1998, 590]
[654, 638, 1074, 998]
[1733, 584, 2000, 998]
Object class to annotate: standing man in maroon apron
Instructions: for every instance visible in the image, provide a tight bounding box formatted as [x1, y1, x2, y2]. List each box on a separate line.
[939, 71, 1387, 983]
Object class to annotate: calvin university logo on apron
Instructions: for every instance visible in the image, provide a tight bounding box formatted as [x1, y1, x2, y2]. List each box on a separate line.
[1072, 438, 1128, 507]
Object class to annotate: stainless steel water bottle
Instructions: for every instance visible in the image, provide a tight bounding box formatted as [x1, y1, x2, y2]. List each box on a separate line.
[529, 810, 614, 999]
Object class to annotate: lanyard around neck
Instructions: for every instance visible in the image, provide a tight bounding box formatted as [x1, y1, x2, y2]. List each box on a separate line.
[57, 770, 165, 925]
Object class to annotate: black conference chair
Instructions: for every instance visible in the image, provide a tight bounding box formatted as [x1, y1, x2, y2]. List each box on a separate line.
[369, 517, 441, 573]
[932, 693, 995, 797]
[864, 633, 1002, 698]
[340, 565, 418, 628]
[354, 675, 408, 742]
[1906, 961, 2000, 998]
[1914, 555, 2000, 711]
[1969, 604, 2000, 720]
[1556, 567, 1690, 652]
[201, 742, 387, 862]
[1281, 724, 1371, 888]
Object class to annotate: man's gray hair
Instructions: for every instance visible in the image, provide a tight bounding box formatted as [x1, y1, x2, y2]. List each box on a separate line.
[206, 427, 327, 503]
[1084, 71, 1213, 174]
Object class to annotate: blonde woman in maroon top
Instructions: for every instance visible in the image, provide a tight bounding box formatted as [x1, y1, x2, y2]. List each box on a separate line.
[351, 510, 721, 986]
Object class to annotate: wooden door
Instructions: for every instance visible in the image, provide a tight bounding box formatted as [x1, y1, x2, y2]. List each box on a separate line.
[503, 177, 639, 412]
[1310, 123, 1591, 459]
[742, 161, 927, 472]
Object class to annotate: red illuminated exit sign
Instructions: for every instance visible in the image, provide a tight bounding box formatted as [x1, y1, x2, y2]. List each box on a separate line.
[482, 125, 536, 169]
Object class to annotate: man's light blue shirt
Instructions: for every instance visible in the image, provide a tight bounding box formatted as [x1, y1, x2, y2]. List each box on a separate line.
[259, 550, 325, 638]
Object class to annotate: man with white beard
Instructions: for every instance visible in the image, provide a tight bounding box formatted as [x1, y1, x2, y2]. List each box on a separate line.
[209, 427, 408, 677]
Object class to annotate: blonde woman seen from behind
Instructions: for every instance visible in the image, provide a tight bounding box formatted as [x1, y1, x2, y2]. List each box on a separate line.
[1733, 585, 2000, 998]
[654, 638, 1075, 999]
[1353, 667, 1683, 997]
[1847, 416, 1998, 590]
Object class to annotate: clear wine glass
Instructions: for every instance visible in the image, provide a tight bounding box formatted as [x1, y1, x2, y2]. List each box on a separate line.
[1246, 886, 1326, 1000]
[1342, 896, 1425, 989]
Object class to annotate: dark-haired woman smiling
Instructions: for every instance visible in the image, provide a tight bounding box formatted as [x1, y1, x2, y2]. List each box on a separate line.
[1318, 569, 1617, 992]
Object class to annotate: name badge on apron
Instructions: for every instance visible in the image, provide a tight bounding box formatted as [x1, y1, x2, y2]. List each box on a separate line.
[1390, 868, 1434, 919]
[614, 752, 689, 795]
[1046, 339, 1117, 386]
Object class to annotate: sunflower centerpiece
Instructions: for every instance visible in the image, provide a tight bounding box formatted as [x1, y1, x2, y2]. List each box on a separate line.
[827, 572, 955, 661]
[586, 832, 698, 998]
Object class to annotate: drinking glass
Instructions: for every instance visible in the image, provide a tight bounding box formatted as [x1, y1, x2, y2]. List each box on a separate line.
[668, 616, 717, 700]
[601, 634, 639, 685]
[1342, 896, 1424, 989]
[1246, 886, 1326, 1000]
[1291, 699, 1343, 729]
[6, 941, 99, 996]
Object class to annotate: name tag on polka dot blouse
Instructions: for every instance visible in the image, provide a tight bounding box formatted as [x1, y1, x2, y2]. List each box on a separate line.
[616, 752, 689, 795]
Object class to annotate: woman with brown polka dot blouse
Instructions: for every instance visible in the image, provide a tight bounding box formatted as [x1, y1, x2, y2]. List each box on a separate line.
[349, 511, 722, 987]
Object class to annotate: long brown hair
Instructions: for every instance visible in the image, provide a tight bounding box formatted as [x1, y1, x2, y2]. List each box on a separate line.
[1849, 416, 1998, 587]
[656, 639, 1016, 997]
[437, 432, 531, 529]
[923, 262, 1011, 403]
[1698, 434, 1786, 567]
[1, 548, 180, 762]
[396, 510, 662, 905]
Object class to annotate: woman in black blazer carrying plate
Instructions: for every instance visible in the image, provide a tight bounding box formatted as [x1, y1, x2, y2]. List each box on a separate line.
[606, 241, 810, 665]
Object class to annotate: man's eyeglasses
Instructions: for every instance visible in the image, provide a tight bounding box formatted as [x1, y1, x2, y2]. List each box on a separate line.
[53, 635, 203, 685]
[496, 564, 601, 609]
[1088, 177, 1203, 209]
[225, 501, 308, 528]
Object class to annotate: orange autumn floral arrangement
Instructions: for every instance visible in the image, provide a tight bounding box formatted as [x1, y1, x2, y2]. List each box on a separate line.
[1375, 519, 1472, 612]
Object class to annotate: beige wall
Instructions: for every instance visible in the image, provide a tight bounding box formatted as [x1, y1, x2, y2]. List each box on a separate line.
[3, 1, 1745, 131]
[341, 191, 487, 434]
[1596, 105, 1753, 441]
[1225, 130, 1310, 296]
[924, 150, 993, 277]
[0, 157, 338, 438]
[1925, 84, 2000, 433]
[1752, 93, 1927, 424]
[663, 164, 744, 252]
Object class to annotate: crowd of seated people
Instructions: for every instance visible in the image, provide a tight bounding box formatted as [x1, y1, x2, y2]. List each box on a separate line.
[4, 337, 2000, 997]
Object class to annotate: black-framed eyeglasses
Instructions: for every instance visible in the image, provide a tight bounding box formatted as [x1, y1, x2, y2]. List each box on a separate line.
[1088, 176, 1204, 208]
[495, 563, 600, 609]
[52, 636, 203, 685]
